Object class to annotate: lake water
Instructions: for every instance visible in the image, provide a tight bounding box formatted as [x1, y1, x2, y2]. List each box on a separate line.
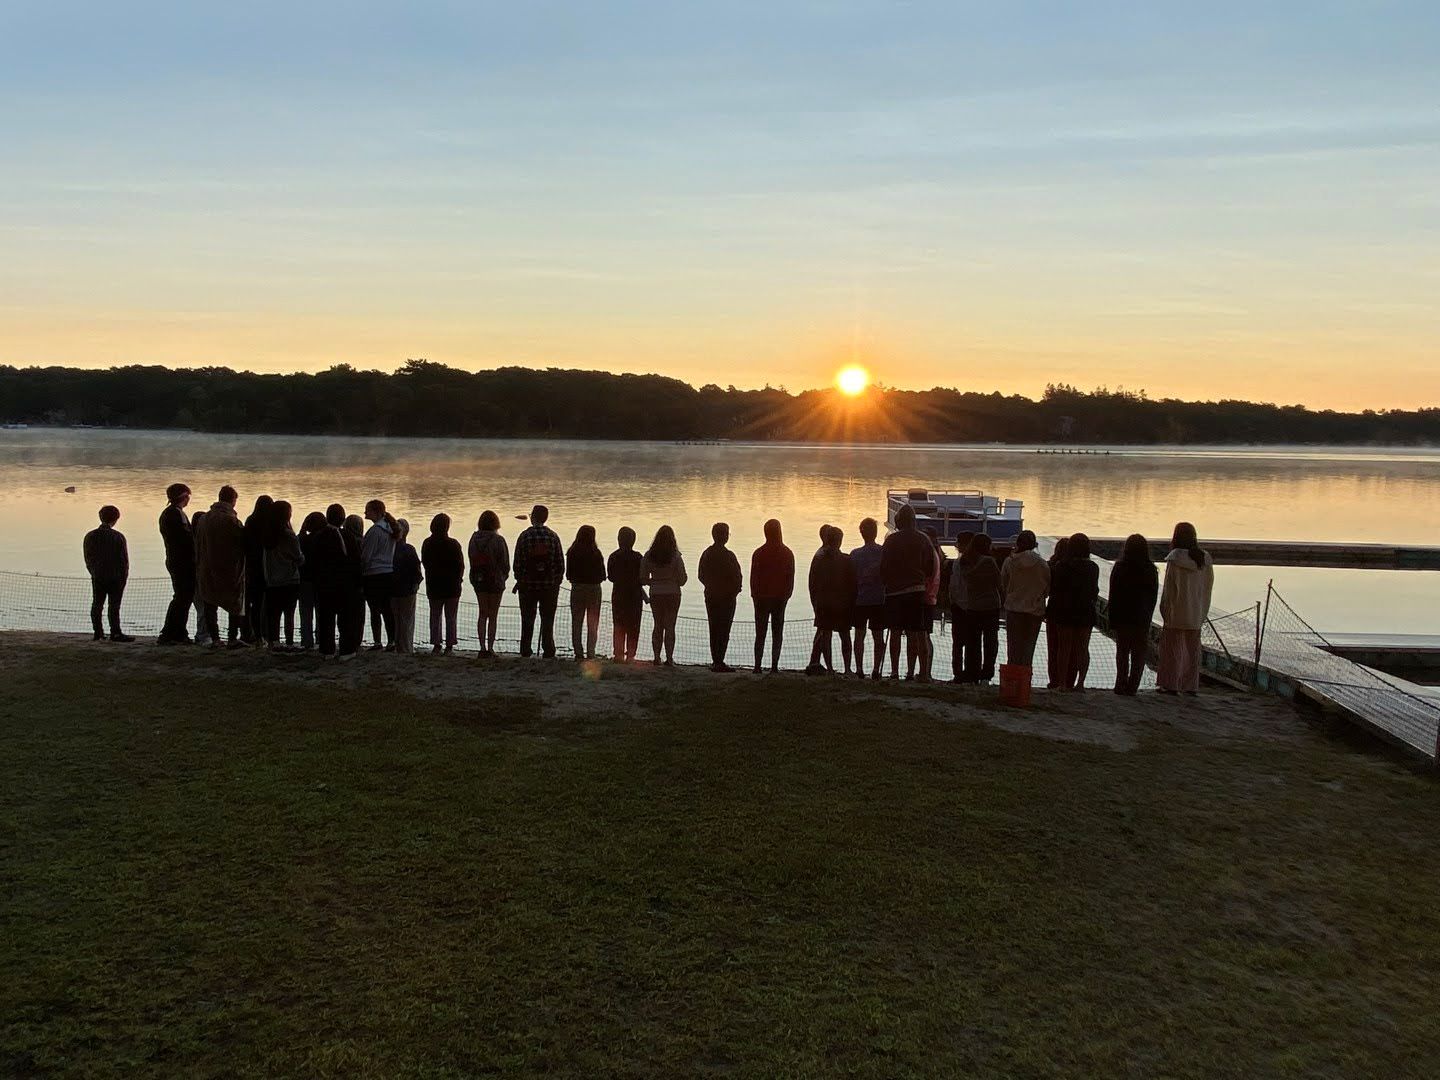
[3, 428, 1438, 634]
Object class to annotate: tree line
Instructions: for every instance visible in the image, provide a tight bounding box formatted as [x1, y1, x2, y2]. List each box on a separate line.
[1, 360, 1435, 445]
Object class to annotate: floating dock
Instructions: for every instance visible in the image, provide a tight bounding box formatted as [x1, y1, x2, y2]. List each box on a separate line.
[1086, 538, 1440, 571]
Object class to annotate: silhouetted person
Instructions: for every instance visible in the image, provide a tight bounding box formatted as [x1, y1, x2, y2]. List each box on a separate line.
[849, 517, 885, 680]
[362, 499, 400, 650]
[262, 499, 304, 649]
[608, 527, 643, 663]
[242, 494, 273, 645]
[698, 521, 743, 672]
[1001, 530, 1049, 669]
[157, 482, 194, 644]
[311, 504, 363, 660]
[195, 485, 248, 647]
[566, 524, 606, 661]
[1109, 533, 1159, 695]
[807, 525, 856, 675]
[468, 510, 509, 658]
[190, 510, 211, 646]
[1157, 522, 1214, 695]
[514, 504, 564, 658]
[83, 504, 132, 642]
[1048, 532, 1100, 691]
[391, 518, 423, 654]
[879, 504, 935, 681]
[750, 518, 795, 674]
[343, 514, 368, 658]
[641, 525, 687, 666]
[296, 511, 328, 650]
[916, 527, 945, 681]
[951, 533, 1000, 684]
[422, 513, 464, 655]
[1044, 536, 1071, 688]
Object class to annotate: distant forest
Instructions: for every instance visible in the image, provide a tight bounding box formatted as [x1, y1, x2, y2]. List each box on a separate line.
[2, 360, 1437, 445]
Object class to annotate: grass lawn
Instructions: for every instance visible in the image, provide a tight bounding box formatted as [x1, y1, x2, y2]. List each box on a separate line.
[2, 634, 1438, 1077]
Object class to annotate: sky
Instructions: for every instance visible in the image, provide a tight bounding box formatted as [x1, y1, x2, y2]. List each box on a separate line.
[2, 1, 1437, 409]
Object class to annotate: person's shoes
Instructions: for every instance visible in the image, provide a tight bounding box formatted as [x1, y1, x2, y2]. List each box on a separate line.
[542, 652, 557, 660]
[804, 664, 826, 676]
[227, 640, 248, 650]
[711, 662, 735, 673]
[752, 663, 762, 675]
[769, 664, 780, 675]
[368, 643, 383, 652]
[337, 652, 356, 663]
[431, 645, 442, 656]
[384, 644, 397, 653]
[92, 632, 104, 642]
[871, 670, 881, 681]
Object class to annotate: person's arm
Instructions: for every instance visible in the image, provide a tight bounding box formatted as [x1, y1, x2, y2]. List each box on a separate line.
[83, 531, 97, 576]
[697, 548, 710, 589]
[1159, 563, 1175, 623]
[729, 551, 743, 596]
[119, 533, 129, 579]
[783, 549, 795, 600]
[808, 555, 820, 608]
[511, 530, 528, 583]
[675, 552, 688, 589]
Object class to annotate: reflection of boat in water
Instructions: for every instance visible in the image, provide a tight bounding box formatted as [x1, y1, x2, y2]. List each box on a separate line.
[885, 488, 1024, 548]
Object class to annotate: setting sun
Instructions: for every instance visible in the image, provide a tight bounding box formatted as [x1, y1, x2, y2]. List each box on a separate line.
[836, 364, 870, 397]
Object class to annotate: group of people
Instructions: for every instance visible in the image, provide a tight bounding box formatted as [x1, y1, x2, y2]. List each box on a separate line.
[82, 484, 1217, 693]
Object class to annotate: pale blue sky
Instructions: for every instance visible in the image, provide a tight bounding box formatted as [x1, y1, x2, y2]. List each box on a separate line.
[2, 1, 1437, 406]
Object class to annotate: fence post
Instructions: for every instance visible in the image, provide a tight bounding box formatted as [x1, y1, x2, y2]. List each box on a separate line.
[1257, 580, 1273, 670]
[1252, 600, 1262, 685]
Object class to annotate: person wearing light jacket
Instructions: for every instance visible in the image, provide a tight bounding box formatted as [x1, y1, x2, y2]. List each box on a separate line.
[950, 533, 1001, 684]
[1000, 530, 1049, 668]
[1157, 521, 1215, 694]
[361, 498, 400, 650]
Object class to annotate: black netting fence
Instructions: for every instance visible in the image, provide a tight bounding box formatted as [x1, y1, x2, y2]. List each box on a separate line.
[0, 570, 1152, 689]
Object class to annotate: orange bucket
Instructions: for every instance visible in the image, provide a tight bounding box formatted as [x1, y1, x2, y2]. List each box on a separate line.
[998, 664, 1032, 707]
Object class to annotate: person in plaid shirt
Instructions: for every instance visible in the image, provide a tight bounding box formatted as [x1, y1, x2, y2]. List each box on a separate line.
[513, 504, 564, 658]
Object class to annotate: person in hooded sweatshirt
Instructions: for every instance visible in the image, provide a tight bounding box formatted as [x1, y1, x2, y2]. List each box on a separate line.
[1047, 532, 1100, 691]
[565, 524, 606, 661]
[950, 533, 1001, 684]
[1157, 521, 1215, 694]
[468, 510, 510, 658]
[342, 514, 369, 657]
[1000, 530, 1049, 669]
[391, 518, 423, 654]
[750, 518, 795, 675]
[697, 521, 743, 672]
[83, 504, 132, 642]
[1108, 533, 1159, 695]
[421, 513, 464, 655]
[607, 527, 644, 663]
[242, 494, 274, 645]
[806, 525, 856, 675]
[361, 498, 400, 650]
[195, 485, 249, 647]
[1043, 536, 1071, 689]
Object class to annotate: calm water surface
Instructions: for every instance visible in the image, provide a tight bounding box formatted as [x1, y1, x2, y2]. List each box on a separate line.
[3, 430, 1436, 633]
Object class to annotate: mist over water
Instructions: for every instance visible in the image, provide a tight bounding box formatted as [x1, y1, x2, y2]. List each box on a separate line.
[4, 429, 1438, 634]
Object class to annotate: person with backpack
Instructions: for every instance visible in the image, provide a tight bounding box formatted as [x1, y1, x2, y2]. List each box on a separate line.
[467, 510, 510, 658]
[421, 513, 464, 655]
[195, 485, 249, 648]
[311, 503, 364, 660]
[513, 504, 564, 658]
[566, 524, 607, 661]
[296, 511, 328, 650]
[242, 494, 274, 645]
